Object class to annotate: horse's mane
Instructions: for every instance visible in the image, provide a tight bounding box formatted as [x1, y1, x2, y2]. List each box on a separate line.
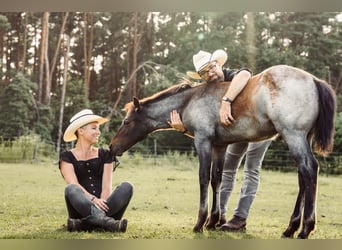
[123, 80, 194, 111]
[143, 81, 192, 104]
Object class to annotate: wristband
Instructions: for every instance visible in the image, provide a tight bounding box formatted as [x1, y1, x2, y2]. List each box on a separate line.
[222, 96, 233, 103]
[91, 196, 96, 201]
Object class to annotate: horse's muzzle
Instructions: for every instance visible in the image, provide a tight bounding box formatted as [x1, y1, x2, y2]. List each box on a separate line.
[109, 144, 123, 157]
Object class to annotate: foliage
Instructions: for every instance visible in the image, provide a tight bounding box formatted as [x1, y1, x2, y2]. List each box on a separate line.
[0, 14, 10, 31]
[35, 105, 54, 141]
[0, 133, 56, 163]
[254, 12, 342, 78]
[0, 72, 37, 139]
[333, 112, 342, 152]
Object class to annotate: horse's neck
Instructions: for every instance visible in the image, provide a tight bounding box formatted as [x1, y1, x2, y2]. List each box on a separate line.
[148, 98, 185, 120]
[145, 91, 192, 130]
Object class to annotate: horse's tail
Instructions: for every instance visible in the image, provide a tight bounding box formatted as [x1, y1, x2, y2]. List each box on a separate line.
[313, 78, 336, 156]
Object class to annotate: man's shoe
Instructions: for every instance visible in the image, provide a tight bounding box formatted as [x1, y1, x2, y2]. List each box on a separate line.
[220, 215, 246, 231]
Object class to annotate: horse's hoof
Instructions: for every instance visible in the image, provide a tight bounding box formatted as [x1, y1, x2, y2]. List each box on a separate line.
[297, 232, 309, 239]
[281, 229, 294, 238]
[205, 224, 217, 231]
[281, 234, 293, 239]
[205, 219, 218, 231]
[193, 226, 203, 233]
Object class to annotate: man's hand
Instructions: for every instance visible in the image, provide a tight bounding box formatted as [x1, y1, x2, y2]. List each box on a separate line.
[220, 101, 235, 126]
[168, 110, 186, 132]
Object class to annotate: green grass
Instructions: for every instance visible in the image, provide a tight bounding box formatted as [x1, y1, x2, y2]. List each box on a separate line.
[1, 153, 342, 239]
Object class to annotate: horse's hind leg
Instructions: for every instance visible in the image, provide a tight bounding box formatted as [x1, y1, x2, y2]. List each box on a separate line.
[297, 154, 318, 239]
[282, 173, 305, 238]
[205, 145, 226, 230]
[283, 135, 318, 239]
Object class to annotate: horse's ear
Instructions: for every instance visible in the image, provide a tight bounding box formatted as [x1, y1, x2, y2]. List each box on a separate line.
[133, 97, 140, 111]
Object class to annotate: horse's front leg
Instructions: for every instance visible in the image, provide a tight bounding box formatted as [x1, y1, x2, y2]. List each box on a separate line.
[193, 138, 212, 233]
[205, 145, 226, 230]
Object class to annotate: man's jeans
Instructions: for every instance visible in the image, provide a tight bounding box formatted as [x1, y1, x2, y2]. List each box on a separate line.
[220, 140, 272, 219]
[64, 181, 133, 220]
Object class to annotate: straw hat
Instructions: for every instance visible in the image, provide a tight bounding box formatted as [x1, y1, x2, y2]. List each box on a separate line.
[186, 49, 228, 80]
[63, 109, 109, 142]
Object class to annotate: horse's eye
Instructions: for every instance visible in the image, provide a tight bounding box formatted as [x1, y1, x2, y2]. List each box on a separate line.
[123, 119, 130, 125]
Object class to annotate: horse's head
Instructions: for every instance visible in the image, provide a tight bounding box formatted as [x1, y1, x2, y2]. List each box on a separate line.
[109, 97, 150, 156]
[110, 83, 193, 156]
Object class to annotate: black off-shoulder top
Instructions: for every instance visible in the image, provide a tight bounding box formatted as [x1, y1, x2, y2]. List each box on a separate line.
[59, 148, 115, 197]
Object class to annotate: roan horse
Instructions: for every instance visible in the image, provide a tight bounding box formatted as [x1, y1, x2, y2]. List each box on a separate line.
[109, 65, 335, 239]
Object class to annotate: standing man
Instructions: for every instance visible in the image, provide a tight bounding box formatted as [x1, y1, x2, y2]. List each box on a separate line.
[169, 49, 272, 231]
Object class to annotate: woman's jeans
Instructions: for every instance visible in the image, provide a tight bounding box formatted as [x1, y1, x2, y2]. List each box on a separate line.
[220, 140, 272, 219]
[64, 182, 134, 220]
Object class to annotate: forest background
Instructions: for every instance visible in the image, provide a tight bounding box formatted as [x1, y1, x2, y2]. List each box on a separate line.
[0, 12, 341, 173]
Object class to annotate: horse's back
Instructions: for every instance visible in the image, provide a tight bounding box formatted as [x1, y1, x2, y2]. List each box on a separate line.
[185, 65, 322, 143]
[217, 65, 320, 142]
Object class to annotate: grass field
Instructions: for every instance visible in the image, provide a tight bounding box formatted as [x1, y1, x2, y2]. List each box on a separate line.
[1, 153, 342, 239]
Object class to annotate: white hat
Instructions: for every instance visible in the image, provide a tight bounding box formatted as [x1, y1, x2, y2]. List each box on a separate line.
[186, 49, 228, 80]
[63, 109, 109, 142]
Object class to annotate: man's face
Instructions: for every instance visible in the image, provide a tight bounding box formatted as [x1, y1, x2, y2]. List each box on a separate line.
[198, 61, 224, 84]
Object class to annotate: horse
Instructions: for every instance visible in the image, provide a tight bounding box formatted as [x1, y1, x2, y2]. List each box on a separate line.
[109, 65, 335, 239]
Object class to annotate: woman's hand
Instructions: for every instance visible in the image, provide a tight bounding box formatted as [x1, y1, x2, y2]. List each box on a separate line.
[92, 197, 109, 212]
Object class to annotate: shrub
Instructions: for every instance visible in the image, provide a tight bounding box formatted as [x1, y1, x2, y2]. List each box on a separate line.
[0, 134, 57, 163]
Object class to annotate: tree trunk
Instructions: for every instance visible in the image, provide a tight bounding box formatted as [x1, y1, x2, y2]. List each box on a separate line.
[132, 12, 138, 97]
[44, 12, 50, 105]
[83, 12, 93, 105]
[125, 12, 142, 100]
[15, 13, 22, 70]
[57, 35, 70, 156]
[246, 12, 256, 71]
[20, 12, 28, 72]
[5, 31, 12, 82]
[124, 16, 132, 103]
[87, 13, 93, 89]
[33, 22, 38, 83]
[83, 13, 88, 102]
[50, 12, 69, 87]
[38, 12, 49, 104]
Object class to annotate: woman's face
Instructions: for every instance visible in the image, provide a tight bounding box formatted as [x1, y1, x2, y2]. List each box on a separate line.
[78, 122, 101, 144]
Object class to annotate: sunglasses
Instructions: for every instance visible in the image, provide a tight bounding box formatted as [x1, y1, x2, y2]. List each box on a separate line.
[198, 62, 218, 79]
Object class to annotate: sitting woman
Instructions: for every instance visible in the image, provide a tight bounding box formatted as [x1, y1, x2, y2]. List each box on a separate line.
[59, 109, 134, 232]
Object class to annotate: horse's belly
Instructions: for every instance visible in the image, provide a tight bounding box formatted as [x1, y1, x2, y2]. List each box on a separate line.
[215, 118, 277, 144]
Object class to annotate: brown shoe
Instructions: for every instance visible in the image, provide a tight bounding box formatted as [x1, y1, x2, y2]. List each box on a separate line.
[220, 215, 246, 231]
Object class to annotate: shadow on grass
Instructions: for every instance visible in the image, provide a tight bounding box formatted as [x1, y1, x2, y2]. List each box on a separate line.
[192, 229, 257, 240]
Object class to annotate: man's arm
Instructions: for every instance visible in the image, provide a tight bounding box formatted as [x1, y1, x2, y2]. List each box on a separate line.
[168, 110, 186, 133]
[220, 69, 251, 125]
